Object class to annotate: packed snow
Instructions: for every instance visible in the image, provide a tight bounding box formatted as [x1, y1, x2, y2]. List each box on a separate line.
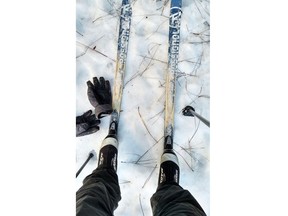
[76, 0, 210, 215]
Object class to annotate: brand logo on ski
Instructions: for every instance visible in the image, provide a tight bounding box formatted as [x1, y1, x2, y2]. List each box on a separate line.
[168, 7, 182, 73]
[118, 4, 132, 66]
[120, 4, 132, 19]
[169, 7, 182, 29]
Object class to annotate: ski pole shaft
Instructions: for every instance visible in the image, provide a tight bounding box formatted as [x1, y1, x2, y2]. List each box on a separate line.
[76, 152, 94, 178]
[190, 109, 210, 127]
[182, 106, 210, 128]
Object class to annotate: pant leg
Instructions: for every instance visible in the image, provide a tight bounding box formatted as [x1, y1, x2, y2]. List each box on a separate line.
[76, 168, 121, 216]
[150, 183, 206, 216]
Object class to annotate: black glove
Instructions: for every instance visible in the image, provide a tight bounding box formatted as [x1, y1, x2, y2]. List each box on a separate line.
[87, 77, 112, 119]
[76, 110, 100, 137]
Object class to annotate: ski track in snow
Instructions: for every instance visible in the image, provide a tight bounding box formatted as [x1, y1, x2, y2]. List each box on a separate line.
[76, 0, 210, 215]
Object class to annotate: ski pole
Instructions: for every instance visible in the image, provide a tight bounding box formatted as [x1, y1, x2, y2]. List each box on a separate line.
[182, 106, 210, 128]
[76, 150, 96, 178]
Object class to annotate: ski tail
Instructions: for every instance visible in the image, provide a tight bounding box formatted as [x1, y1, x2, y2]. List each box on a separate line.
[164, 0, 182, 150]
[108, 0, 132, 136]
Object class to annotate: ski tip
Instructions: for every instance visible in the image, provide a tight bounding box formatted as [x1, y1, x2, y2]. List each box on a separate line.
[182, 106, 195, 117]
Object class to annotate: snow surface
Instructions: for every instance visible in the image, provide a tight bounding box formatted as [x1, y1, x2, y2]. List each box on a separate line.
[76, 0, 210, 215]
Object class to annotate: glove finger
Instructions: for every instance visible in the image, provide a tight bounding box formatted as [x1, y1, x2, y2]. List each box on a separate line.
[93, 77, 100, 89]
[86, 112, 96, 120]
[99, 77, 105, 89]
[87, 87, 98, 108]
[105, 80, 112, 104]
[87, 80, 94, 89]
[83, 110, 93, 117]
[89, 119, 101, 127]
[87, 125, 100, 133]
[105, 80, 111, 92]
[76, 110, 93, 124]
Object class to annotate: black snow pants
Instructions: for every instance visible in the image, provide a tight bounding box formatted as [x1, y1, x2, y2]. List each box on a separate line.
[151, 183, 206, 216]
[76, 168, 121, 216]
[76, 168, 206, 216]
